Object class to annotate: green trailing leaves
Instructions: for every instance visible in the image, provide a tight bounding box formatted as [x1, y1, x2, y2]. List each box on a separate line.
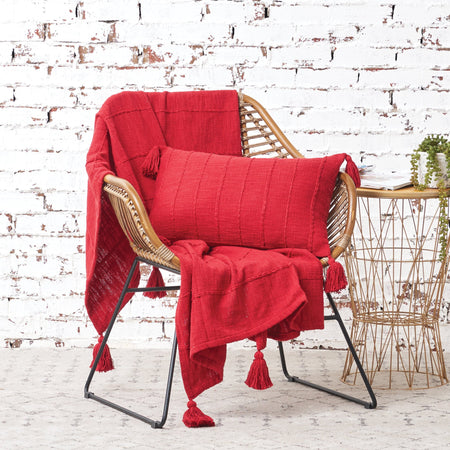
[410, 134, 450, 261]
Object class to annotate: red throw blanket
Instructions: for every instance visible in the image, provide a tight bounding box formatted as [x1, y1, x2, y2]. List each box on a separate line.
[171, 241, 324, 402]
[85, 90, 326, 427]
[86, 90, 242, 334]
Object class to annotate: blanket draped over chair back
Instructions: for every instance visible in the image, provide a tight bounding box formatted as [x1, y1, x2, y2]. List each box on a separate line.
[86, 90, 338, 427]
[86, 90, 243, 335]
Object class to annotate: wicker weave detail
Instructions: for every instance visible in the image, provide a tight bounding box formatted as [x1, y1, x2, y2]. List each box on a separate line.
[239, 101, 290, 159]
[154, 243, 176, 261]
[337, 233, 351, 250]
[130, 243, 179, 270]
[104, 182, 178, 269]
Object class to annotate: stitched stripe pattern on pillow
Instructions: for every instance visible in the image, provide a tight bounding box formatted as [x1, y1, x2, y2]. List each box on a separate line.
[150, 147, 345, 257]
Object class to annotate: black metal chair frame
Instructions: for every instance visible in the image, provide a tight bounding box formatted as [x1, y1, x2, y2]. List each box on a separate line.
[84, 256, 377, 428]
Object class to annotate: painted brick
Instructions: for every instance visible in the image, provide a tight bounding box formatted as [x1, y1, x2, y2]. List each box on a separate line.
[393, 4, 450, 25]
[76, 44, 136, 66]
[1, 128, 89, 152]
[116, 21, 232, 46]
[46, 107, 97, 129]
[72, 86, 123, 107]
[15, 213, 81, 237]
[269, 4, 391, 25]
[47, 65, 169, 89]
[172, 66, 234, 87]
[10, 42, 77, 66]
[0, 22, 49, 42]
[239, 66, 296, 87]
[270, 44, 333, 68]
[0, 65, 49, 87]
[0, 0, 76, 23]
[332, 46, 397, 68]
[0, 277, 16, 299]
[79, 0, 140, 22]
[200, 1, 246, 24]
[291, 108, 370, 134]
[356, 24, 421, 48]
[12, 170, 87, 194]
[0, 215, 14, 235]
[295, 68, 357, 88]
[0, 86, 14, 103]
[37, 236, 85, 257]
[45, 192, 86, 212]
[44, 22, 113, 44]
[297, 88, 388, 110]
[139, 1, 203, 23]
[291, 23, 358, 44]
[423, 27, 450, 48]
[1, 150, 73, 172]
[357, 68, 431, 89]
[205, 45, 264, 66]
[13, 86, 78, 107]
[0, 0, 449, 349]
[16, 257, 64, 279]
[395, 90, 450, 110]
[0, 106, 49, 126]
[397, 48, 450, 69]
[3, 193, 44, 214]
[416, 111, 450, 134]
[40, 275, 86, 298]
[234, 23, 297, 46]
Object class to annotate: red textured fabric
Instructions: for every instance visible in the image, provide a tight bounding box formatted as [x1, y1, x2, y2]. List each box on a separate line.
[85, 90, 242, 334]
[171, 241, 324, 401]
[85, 90, 330, 425]
[150, 147, 348, 258]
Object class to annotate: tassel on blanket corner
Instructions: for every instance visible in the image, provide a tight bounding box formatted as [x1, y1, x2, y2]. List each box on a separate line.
[245, 332, 273, 390]
[345, 154, 361, 188]
[90, 334, 114, 372]
[324, 256, 347, 293]
[183, 400, 215, 428]
[142, 145, 161, 179]
[144, 267, 167, 298]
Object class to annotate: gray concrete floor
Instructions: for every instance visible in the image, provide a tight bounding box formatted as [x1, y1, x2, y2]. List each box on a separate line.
[1, 344, 449, 449]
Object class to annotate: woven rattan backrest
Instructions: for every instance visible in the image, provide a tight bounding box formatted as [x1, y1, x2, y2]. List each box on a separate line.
[102, 92, 356, 270]
[239, 94, 355, 261]
[239, 94, 301, 159]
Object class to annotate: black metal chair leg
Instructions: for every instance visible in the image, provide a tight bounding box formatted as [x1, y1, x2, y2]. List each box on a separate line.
[84, 257, 179, 428]
[278, 292, 377, 409]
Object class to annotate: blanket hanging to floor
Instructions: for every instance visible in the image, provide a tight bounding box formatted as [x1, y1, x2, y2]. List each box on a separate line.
[170, 241, 324, 400]
[85, 90, 356, 427]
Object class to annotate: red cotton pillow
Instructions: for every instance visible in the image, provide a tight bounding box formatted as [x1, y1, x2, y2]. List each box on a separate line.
[149, 146, 349, 258]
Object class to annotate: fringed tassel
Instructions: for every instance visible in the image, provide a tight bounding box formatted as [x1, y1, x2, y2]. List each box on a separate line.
[142, 145, 161, 179]
[245, 332, 273, 390]
[90, 335, 114, 372]
[345, 154, 361, 188]
[324, 256, 348, 293]
[183, 400, 215, 428]
[144, 267, 167, 299]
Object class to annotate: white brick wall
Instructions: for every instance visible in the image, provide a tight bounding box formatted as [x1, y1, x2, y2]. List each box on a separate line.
[1, 0, 449, 349]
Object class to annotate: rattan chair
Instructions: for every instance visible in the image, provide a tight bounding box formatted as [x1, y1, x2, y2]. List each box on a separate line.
[84, 93, 376, 428]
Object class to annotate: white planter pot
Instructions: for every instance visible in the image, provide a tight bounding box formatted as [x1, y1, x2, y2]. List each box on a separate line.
[418, 152, 450, 188]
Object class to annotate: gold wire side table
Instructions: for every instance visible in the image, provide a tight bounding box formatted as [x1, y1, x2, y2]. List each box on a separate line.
[342, 186, 449, 389]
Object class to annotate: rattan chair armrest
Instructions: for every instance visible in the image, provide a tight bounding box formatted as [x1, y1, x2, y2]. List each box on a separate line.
[103, 174, 180, 270]
[321, 172, 357, 267]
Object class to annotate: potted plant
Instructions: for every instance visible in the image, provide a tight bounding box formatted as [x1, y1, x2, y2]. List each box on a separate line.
[410, 134, 450, 261]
